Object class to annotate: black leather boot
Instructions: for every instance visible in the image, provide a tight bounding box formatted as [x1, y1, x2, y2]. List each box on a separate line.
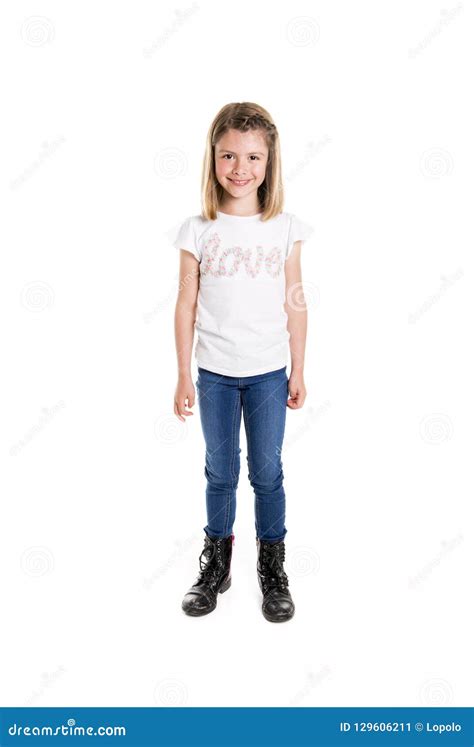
[256, 538, 295, 622]
[181, 531, 234, 616]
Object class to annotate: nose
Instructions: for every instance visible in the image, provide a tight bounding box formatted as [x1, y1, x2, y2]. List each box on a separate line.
[232, 158, 248, 176]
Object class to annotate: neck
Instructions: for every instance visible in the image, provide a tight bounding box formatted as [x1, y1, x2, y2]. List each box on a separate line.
[219, 196, 261, 217]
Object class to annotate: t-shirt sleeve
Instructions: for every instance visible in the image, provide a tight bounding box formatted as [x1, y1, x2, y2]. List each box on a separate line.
[285, 214, 314, 259]
[172, 217, 201, 262]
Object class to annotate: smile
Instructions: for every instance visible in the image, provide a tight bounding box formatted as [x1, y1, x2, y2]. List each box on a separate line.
[228, 178, 252, 186]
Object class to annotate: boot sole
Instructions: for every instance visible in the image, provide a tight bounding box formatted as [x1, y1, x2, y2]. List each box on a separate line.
[262, 607, 295, 623]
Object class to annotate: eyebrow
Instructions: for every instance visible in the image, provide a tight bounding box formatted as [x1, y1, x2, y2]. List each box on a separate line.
[217, 149, 266, 156]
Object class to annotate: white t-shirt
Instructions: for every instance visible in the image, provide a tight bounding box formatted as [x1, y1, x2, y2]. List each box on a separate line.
[172, 210, 314, 377]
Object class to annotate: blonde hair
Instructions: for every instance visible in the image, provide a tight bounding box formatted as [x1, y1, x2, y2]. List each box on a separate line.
[201, 102, 284, 222]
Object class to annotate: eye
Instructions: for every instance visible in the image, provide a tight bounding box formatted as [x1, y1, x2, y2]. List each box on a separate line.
[249, 155, 259, 161]
[222, 154, 234, 159]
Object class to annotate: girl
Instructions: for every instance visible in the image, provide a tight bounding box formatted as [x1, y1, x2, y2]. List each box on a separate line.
[172, 102, 313, 623]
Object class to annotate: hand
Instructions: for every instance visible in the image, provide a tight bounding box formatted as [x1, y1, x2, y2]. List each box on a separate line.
[174, 374, 195, 422]
[287, 370, 306, 409]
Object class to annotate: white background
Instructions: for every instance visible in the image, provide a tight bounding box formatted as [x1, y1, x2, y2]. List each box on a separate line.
[1, 0, 472, 707]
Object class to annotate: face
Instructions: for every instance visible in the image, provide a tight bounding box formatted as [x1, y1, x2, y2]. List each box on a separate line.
[214, 129, 269, 208]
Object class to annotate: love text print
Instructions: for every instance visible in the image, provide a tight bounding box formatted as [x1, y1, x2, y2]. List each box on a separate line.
[201, 233, 283, 279]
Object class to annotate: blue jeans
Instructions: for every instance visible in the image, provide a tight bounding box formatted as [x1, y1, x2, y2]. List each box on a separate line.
[195, 365, 289, 543]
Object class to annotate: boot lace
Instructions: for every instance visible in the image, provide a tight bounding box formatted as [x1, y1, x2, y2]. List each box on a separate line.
[198, 540, 223, 584]
[261, 542, 289, 593]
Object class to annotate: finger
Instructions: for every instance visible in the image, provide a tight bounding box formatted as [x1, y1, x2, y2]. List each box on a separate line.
[291, 391, 303, 408]
[181, 395, 194, 416]
[174, 400, 185, 422]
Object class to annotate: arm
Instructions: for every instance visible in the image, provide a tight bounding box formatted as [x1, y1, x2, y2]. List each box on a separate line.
[174, 250, 200, 422]
[284, 240, 307, 409]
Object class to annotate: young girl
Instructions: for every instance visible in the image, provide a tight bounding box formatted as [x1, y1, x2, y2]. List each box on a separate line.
[172, 102, 313, 623]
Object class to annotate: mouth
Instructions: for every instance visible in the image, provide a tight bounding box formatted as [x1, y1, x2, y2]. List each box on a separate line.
[228, 178, 252, 187]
